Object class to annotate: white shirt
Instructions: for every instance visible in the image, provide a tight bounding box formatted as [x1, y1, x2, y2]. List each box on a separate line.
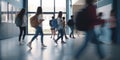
[38, 14, 43, 27]
[21, 15, 27, 27]
[57, 17, 63, 30]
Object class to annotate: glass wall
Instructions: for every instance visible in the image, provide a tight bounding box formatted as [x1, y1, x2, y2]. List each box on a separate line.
[42, 0, 54, 12]
[28, 0, 40, 12]
[55, 0, 66, 12]
[1, 1, 20, 23]
[28, 0, 66, 34]
[1, 1, 8, 22]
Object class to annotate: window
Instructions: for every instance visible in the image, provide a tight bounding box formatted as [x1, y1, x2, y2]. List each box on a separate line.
[28, 0, 66, 34]
[42, 0, 54, 12]
[55, 0, 66, 12]
[1, 1, 20, 23]
[1, 1, 7, 22]
[28, 0, 40, 12]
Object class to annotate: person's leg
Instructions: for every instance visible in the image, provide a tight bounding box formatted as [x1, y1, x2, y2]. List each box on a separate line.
[38, 27, 47, 47]
[96, 44, 105, 59]
[28, 27, 40, 49]
[92, 30, 105, 59]
[53, 29, 56, 40]
[19, 27, 23, 42]
[57, 31, 60, 38]
[51, 28, 54, 39]
[69, 26, 72, 38]
[75, 30, 92, 58]
[39, 27, 45, 46]
[31, 28, 40, 42]
[55, 29, 62, 44]
[61, 29, 66, 43]
[22, 27, 26, 41]
[71, 26, 75, 38]
[64, 28, 68, 39]
[50, 28, 53, 38]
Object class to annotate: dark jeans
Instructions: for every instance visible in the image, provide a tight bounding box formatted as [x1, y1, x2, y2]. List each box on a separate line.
[56, 29, 64, 42]
[69, 26, 74, 37]
[31, 26, 44, 44]
[19, 27, 26, 42]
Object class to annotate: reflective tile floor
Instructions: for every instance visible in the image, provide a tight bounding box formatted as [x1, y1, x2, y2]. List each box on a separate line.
[0, 35, 120, 60]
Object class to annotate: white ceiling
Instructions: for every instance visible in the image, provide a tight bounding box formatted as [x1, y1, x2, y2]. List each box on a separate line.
[72, 0, 85, 5]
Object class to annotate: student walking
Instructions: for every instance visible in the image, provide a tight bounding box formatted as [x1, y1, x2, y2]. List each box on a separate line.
[15, 8, 27, 45]
[54, 11, 66, 44]
[74, 0, 105, 60]
[67, 15, 75, 38]
[27, 7, 46, 49]
[62, 17, 69, 39]
[49, 16, 57, 40]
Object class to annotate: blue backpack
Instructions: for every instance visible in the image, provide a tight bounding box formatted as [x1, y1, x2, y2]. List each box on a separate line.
[51, 19, 58, 28]
[15, 17, 22, 27]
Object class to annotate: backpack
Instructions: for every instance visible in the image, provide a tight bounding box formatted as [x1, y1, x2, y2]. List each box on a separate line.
[30, 15, 39, 28]
[15, 16, 22, 27]
[52, 19, 58, 28]
[75, 6, 91, 31]
[67, 20, 73, 26]
[49, 20, 53, 27]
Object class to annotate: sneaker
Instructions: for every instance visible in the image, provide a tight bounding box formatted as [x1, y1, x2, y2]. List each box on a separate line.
[36, 38, 38, 40]
[54, 40, 58, 44]
[73, 37, 75, 39]
[65, 37, 69, 39]
[61, 41, 66, 44]
[69, 35, 71, 38]
[41, 44, 47, 47]
[27, 42, 32, 49]
[19, 42, 22, 45]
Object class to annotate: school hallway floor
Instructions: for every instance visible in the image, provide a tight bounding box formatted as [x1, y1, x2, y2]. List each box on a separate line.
[0, 35, 120, 60]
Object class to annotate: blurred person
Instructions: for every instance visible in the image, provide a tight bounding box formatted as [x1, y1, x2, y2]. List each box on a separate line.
[109, 9, 117, 44]
[95, 12, 106, 44]
[62, 17, 69, 39]
[27, 7, 46, 49]
[49, 16, 54, 39]
[73, 0, 105, 60]
[49, 16, 58, 40]
[67, 15, 75, 38]
[97, 12, 105, 36]
[15, 8, 27, 45]
[54, 11, 66, 44]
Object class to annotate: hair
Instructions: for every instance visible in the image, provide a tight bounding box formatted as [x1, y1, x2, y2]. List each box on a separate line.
[36, 6, 42, 15]
[71, 15, 73, 18]
[98, 12, 103, 17]
[58, 11, 62, 18]
[17, 8, 25, 20]
[52, 16, 54, 19]
[63, 17, 65, 20]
